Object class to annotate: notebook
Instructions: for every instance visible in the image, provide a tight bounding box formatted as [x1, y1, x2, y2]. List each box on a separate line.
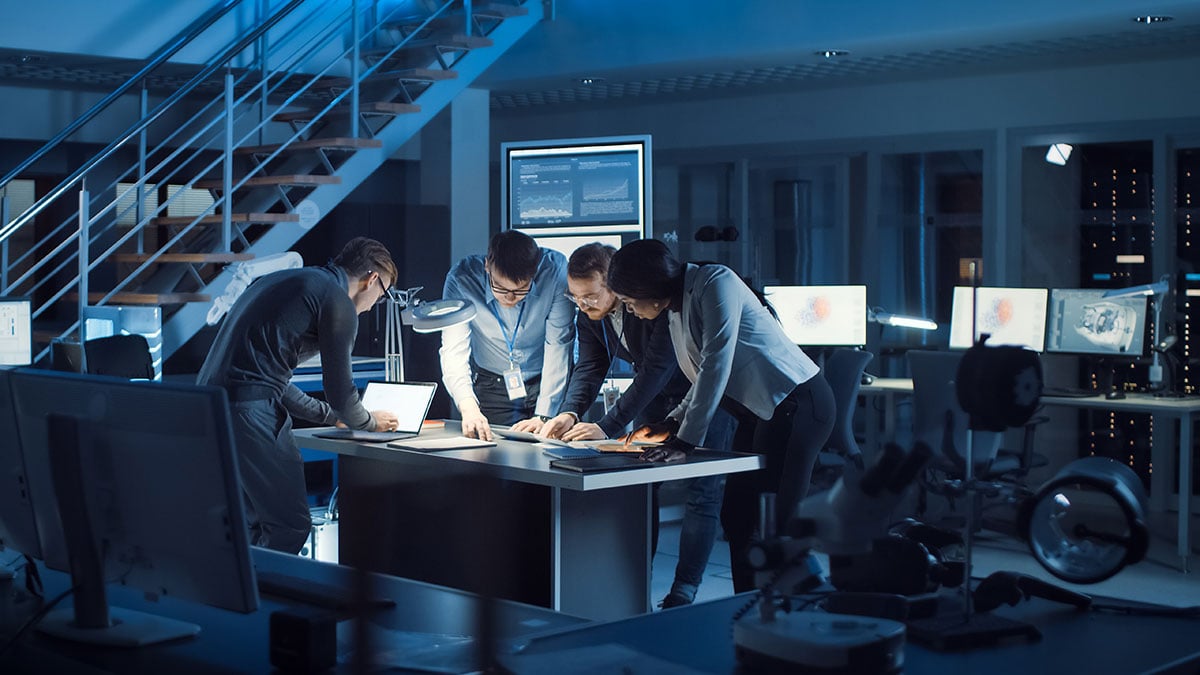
[313, 381, 438, 442]
[493, 427, 574, 448]
[549, 454, 654, 473]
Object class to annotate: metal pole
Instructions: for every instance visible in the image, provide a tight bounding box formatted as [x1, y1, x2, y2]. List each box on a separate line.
[137, 83, 148, 254]
[78, 182, 90, 373]
[223, 70, 234, 251]
[350, 0, 360, 139]
[465, 0, 473, 36]
[1, 194, 8, 291]
[385, 296, 404, 382]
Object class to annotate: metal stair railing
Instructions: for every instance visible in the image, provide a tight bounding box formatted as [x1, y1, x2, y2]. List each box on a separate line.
[1, 0, 533, 365]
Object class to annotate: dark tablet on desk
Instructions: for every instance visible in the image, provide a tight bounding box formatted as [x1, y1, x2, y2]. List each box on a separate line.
[550, 454, 652, 473]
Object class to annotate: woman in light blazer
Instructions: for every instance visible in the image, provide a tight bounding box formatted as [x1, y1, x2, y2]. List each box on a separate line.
[608, 239, 835, 592]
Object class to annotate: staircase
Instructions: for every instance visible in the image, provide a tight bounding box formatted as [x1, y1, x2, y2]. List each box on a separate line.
[0, 0, 544, 369]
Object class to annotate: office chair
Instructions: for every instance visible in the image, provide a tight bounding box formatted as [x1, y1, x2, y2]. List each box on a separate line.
[83, 334, 155, 380]
[811, 348, 874, 491]
[907, 350, 1045, 527]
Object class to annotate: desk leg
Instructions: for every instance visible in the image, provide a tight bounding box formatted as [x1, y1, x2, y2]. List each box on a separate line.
[1180, 413, 1193, 573]
[552, 485, 652, 620]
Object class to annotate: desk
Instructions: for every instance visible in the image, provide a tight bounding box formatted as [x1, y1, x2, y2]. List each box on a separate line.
[509, 592, 1200, 673]
[1039, 392, 1200, 571]
[0, 547, 587, 674]
[857, 377, 1200, 571]
[296, 424, 763, 621]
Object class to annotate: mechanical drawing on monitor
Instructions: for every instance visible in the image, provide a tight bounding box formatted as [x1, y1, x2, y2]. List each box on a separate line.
[1045, 289, 1147, 356]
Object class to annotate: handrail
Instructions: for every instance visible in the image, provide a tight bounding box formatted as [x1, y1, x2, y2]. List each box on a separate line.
[0, 0, 243, 191]
[0, 0, 307, 246]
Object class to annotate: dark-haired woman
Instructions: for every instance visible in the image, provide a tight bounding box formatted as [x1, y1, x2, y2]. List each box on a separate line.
[608, 238, 834, 592]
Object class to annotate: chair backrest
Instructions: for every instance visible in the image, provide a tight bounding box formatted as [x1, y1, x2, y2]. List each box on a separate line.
[823, 348, 874, 461]
[907, 350, 1000, 470]
[84, 334, 154, 380]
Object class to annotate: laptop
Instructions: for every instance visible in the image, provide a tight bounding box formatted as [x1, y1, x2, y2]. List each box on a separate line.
[313, 381, 438, 442]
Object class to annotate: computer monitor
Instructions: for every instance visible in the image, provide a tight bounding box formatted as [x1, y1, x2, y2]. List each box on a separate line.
[763, 285, 868, 347]
[0, 296, 33, 367]
[3, 368, 258, 646]
[949, 286, 1049, 352]
[1045, 288, 1149, 356]
[501, 135, 651, 240]
[530, 233, 627, 262]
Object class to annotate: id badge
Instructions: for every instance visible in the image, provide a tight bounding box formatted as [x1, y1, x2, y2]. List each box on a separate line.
[503, 365, 527, 400]
[602, 383, 620, 413]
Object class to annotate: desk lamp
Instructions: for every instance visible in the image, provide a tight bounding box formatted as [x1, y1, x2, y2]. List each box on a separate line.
[868, 307, 938, 332]
[1103, 275, 1170, 391]
[384, 287, 475, 382]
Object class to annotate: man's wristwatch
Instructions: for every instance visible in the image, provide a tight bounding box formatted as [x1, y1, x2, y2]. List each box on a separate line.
[536, 414, 551, 422]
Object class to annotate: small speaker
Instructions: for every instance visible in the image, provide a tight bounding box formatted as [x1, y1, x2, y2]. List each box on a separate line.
[269, 608, 337, 672]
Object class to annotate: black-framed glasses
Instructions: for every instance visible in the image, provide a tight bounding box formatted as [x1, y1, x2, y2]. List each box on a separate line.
[489, 279, 532, 298]
[564, 292, 602, 308]
[373, 272, 391, 305]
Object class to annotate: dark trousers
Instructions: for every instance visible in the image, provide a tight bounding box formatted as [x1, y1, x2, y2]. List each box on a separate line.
[721, 373, 836, 592]
[229, 397, 312, 554]
[472, 367, 542, 426]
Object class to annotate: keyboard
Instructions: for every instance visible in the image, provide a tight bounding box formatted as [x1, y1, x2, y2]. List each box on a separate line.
[1042, 387, 1100, 398]
[257, 570, 395, 611]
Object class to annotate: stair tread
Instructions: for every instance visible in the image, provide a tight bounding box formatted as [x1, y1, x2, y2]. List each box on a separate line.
[236, 137, 383, 155]
[194, 175, 341, 189]
[382, 3, 528, 28]
[73, 292, 212, 305]
[272, 102, 421, 123]
[113, 253, 256, 264]
[325, 68, 458, 89]
[365, 34, 493, 57]
[150, 213, 300, 226]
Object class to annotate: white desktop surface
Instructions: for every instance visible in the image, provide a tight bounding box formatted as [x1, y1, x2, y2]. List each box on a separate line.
[295, 422, 761, 491]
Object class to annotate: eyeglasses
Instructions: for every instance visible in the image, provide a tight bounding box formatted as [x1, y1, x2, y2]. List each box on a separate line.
[564, 292, 603, 309]
[373, 272, 391, 306]
[489, 280, 532, 298]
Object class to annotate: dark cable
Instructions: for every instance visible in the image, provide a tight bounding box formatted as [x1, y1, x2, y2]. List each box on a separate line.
[0, 585, 77, 659]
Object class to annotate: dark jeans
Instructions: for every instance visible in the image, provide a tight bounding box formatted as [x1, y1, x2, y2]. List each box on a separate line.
[721, 373, 836, 593]
[472, 367, 542, 426]
[229, 397, 311, 554]
[645, 401, 737, 601]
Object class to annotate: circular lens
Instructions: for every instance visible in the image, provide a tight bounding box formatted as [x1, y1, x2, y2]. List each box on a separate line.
[1027, 482, 1131, 584]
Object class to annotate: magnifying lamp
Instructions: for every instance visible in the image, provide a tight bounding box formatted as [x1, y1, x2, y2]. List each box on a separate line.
[1017, 456, 1149, 584]
[384, 288, 476, 382]
[868, 307, 938, 331]
[1104, 275, 1170, 389]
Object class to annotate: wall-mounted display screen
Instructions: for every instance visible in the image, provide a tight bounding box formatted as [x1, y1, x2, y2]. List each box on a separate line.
[764, 285, 867, 347]
[0, 297, 32, 367]
[531, 233, 627, 262]
[949, 286, 1048, 352]
[502, 135, 651, 239]
[1045, 288, 1148, 356]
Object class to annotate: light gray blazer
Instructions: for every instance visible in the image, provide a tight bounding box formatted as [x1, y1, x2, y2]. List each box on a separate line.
[668, 264, 819, 445]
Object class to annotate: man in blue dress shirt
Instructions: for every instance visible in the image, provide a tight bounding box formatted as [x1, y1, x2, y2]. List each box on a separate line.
[440, 231, 575, 440]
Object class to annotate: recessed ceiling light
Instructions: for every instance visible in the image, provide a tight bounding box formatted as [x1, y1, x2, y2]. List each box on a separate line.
[814, 50, 849, 58]
[1133, 15, 1173, 24]
[577, 77, 606, 85]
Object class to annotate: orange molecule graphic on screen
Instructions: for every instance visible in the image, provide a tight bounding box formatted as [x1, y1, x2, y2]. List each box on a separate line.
[811, 296, 832, 322]
[994, 298, 1014, 326]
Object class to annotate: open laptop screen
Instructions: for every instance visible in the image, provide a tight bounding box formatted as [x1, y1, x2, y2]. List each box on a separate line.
[360, 381, 438, 434]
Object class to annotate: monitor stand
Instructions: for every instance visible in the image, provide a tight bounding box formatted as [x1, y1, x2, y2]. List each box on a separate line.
[39, 413, 200, 647]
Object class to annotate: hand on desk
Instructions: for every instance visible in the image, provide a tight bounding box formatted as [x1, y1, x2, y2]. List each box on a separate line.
[623, 419, 679, 446]
[461, 410, 493, 441]
[638, 437, 692, 463]
[540, 413, 577, 439]
[372, 410, 400, 432]
[562, 422, 606, 441]
[511, 416, 545, 434]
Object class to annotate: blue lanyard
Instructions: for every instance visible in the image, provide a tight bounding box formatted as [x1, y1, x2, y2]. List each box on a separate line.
[489, 300, 526, 362]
